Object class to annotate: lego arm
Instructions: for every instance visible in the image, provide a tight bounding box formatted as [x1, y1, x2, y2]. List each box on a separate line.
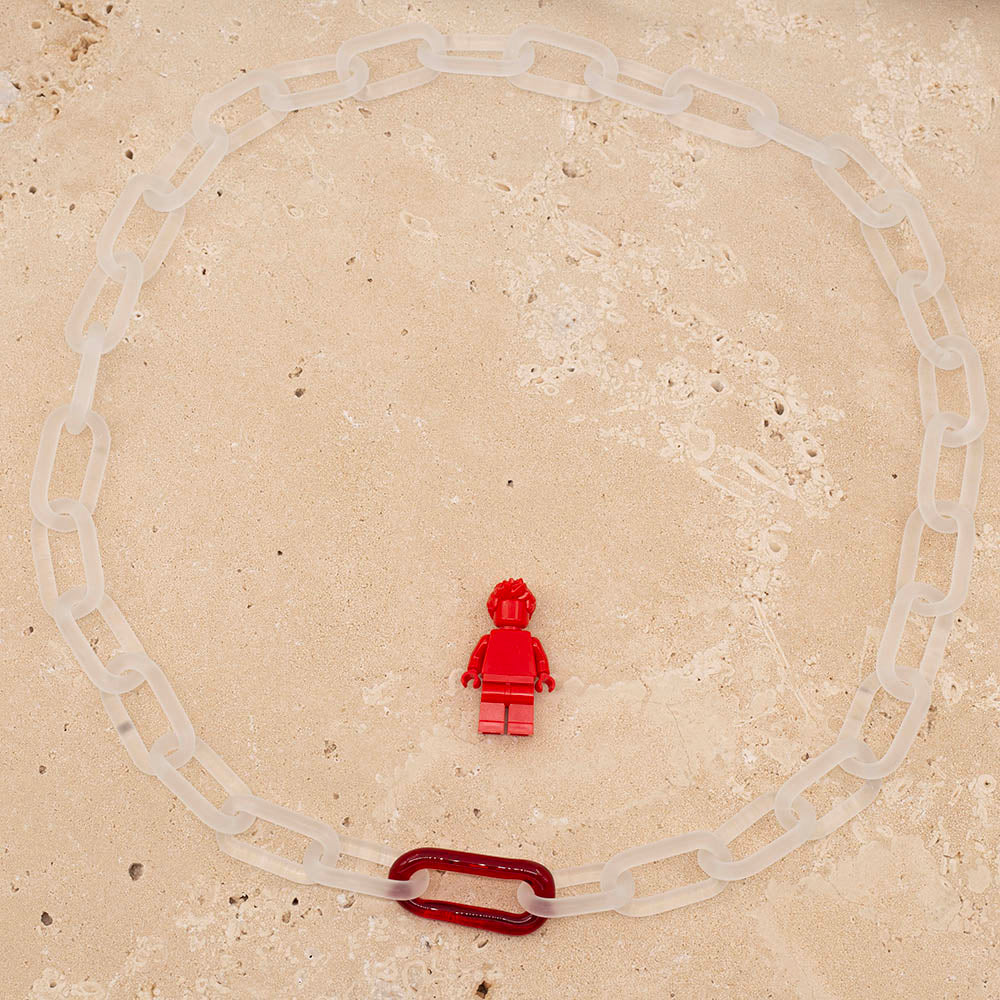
[461, 634, 489, 689]
[531, 636, 555, 692]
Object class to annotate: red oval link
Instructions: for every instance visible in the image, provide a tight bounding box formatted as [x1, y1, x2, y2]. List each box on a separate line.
[388, 847, 555, 935]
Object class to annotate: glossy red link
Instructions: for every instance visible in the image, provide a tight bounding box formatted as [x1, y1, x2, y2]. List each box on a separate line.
[388, 847, 555, 935]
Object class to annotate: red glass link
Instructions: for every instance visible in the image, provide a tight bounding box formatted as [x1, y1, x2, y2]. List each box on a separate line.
[388, 847, 555, 935]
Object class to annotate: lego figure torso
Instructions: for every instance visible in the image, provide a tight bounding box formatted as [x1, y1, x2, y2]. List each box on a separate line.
[482, 627, 535, 682]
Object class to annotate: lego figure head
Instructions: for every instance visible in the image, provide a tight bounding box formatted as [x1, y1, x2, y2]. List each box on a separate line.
[487, 578, 536, 629]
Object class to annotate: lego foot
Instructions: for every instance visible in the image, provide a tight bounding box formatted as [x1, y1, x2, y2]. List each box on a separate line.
[507, 703, 534, 736]
[478, 702, 506, 735]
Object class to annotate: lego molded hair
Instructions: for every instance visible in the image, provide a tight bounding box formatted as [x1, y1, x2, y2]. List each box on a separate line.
[487, 577, 536, 619]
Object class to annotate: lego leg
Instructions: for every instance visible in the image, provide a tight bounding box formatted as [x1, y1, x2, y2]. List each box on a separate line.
[477, 682, 507, 735]
[477, 699, 506, 735]
[506, 685, 535, 736]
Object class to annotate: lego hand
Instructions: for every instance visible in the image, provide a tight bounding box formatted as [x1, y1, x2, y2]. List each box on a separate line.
[461, 669, 482, 689]
[535, 673, 555, 693]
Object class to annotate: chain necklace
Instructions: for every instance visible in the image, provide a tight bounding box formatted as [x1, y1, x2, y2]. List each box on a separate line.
[29, 22, 988, 935]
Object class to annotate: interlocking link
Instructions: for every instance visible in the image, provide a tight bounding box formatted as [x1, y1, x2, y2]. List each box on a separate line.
[918, 335, 989, 446]
[66, 250, 143, 354]
[216, 794, 342, 885]
[30, 404, 110, 531]
[582, 56, 693, 116]
[861, 190, 945, 302]
[516, 861, 635, 918]
[30, 20, 988, 925]
[416, 33, 535, 78]
[259, 54, 369, 112]
[662, 67, 778, 148]
[100, 651, 197, 774]
[503, 25, 618, 103]
[812, 134, 908, 228]
[335, 23, 445, 102]
[697, 792, 817, 881]
[150, 733, 255, 835]
[773, 738, 881, 839]
[599, 831, 732, 916]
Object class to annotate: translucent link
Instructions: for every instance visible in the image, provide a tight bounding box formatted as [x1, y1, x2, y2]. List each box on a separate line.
[918, 335, 989, 446]
[67, 326, 104, 435]
[503, 24, 618, 103]
[917, 413, 984, 532]
[896, 274, 965, 370]
[876, 582, 949, 700]
[216, 794, 341, 885]
[862, 191, 945, 302]
[65, 250, 143, 354]
[31, 501, 104, 620]
[895, 502, 974, 616]
[96, 175, 185, 284]
[49, 588, 145, 694]
[697, 792, 817, 881]
[661, 67, 778, 148]
[812, 134, 907, 228]
[582, 56, 693, 116]
[303, 839, 430, 900]
[100, 651, 197, 774]
[599, 832, 732, 916]
[416, 33, 534, 77]
[150, 733, 255, 835]
[838, 667, 936, 780]
[191, 69, 290, 152]
[517, 861, 636, 917]
[30, 404, 110, 532]
[335, 22, 445, 102]
[773, 738, 881, 839]
[260, 54, 369, 112]
[745, 111, 847, 167]
[142, 128, 229, 214]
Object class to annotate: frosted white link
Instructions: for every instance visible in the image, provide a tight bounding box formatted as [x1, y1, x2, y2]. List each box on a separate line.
[599, 831, 733, 916]
[216, 794, 343, 885]
[31, 501, 104, 620]
[33, 20, 990, 921]
[517, 861, 636, 918]
[66, 249, 142, 354]
[661, 67, 778, 147]
[150, 733, 255, 835]
[862, 190, 946, 302]
[335, 22, 446, 102]
[918, 335, 989, 446]
[812, 134, 908, 228]
[696, 792, 817, 881]
[30, 404, 110, 532]
[917, 413, 984, 533]
[582, 56, 693, 116]
[773, 738, 881, 839]
[100, 651, 197, 774]
[895, 502, 975, 617]
[67, 325, 105, 435]
[416, 32, 535, 78]
[503, 24, 619, 103]
[745, 111, 847, 168]
[191, 69, 290, 152]
[838, 666, 937, 781]
[876, 582, 949, 701]
[303, 837, 431, 900]
[260, 53, 370, 112]
[96, 175, 186, 284]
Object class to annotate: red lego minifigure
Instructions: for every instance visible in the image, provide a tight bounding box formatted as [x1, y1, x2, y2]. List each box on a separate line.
[461, 578, 554, 736]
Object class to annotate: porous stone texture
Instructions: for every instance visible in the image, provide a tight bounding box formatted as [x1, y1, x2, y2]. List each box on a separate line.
[2, 2, 998, 998]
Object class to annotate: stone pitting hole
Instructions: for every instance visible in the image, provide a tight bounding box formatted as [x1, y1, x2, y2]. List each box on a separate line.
[128, 862, 144, 880]
[476, 982, 490, 997]
[294, 387, 305, 397]
[41, 911, 53, 925]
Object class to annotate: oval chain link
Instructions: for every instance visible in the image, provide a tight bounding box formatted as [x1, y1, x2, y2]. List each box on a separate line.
[30, 22, 988, 920]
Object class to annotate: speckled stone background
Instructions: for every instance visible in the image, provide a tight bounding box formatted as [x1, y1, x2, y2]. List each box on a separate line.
[2, 1, 999, 998]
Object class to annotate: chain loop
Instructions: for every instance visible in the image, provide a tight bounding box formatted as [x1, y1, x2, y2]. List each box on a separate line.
[259, 54, 369, 112]
[582, 56, 692, 116]
[31, 501, 104, 619]
[876, 582, 949, 700]
[66, 250, 143, 354]
[812, 134, 907, 228]
[917, 413, 984, 533]
[335, 23, 445, 102]
[917, 335, 989, 446]
[416, 33, 535, 78]
[517, 861, 635, 918]
[745, 111, 847, 167]
[895, 502, 974, 616]
[503, 24, 618, 103]
[303, 837, 430, 900]
[191, 69, 290, 152]
[661, 67, 778, 148]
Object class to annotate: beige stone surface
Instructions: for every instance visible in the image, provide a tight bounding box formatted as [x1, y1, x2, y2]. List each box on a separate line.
[2, 1, 999, 997]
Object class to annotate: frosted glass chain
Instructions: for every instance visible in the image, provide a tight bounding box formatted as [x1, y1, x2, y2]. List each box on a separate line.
[29, 22, 988, 922]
